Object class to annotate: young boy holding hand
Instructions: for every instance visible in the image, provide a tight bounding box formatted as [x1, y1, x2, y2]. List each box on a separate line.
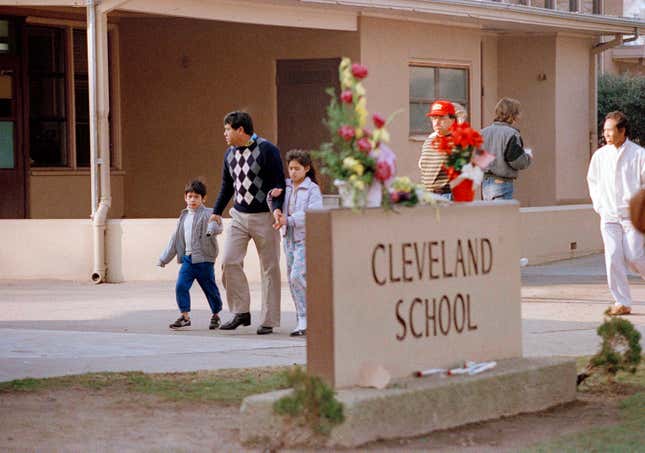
[158, 180, 224, 330]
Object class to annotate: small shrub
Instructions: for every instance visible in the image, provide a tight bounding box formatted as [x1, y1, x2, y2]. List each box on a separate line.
[273, 366, 345, 435]
[579, 317, 642, 385]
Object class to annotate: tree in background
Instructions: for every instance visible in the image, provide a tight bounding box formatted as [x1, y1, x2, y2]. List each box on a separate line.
[598, 73, 645, 146]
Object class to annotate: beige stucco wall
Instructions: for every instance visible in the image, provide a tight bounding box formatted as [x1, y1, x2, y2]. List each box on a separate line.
[555, 35, 594, 203]
[358, 16, 484, 184]
[29, 173, 125, 219]
[482, 35, 499, 127]
[119, 17, 360, 218]
[0, 206, 602, 282]
[498, 35, 557, 206]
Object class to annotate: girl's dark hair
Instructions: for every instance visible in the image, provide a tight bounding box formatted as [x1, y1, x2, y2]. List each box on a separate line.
[184, 179, 207, 197]
[285, 149, 317, 184]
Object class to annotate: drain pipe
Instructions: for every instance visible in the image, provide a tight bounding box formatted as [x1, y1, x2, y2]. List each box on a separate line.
[592, 28, 639, 55]
[88, 0, 112, 284]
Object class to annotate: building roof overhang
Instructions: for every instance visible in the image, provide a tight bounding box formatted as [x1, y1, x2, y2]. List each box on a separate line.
[301, 0, 645, 36]
[1, 0, 643, 37]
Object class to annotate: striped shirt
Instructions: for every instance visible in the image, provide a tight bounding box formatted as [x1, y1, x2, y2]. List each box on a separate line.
[418, 132, 450, 192]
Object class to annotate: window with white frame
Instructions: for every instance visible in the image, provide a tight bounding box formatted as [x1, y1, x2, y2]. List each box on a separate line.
[27, 23, 117, 169]
[409, 64, 469, 136]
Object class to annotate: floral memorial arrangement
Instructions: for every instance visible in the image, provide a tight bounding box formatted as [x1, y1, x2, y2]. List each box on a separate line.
[315, 58, 397, 208]
[433, 122, 495, 202]
[317, 58, 491, 207]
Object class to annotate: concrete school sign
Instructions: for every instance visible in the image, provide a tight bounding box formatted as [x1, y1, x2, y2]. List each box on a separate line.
[306, 201, 522, 388]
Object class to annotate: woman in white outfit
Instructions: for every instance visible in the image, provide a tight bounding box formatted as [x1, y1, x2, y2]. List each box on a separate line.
[587, 111, 645, 316]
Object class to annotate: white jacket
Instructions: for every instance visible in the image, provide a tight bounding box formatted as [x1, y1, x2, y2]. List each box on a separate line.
[587, 139, 645, 222]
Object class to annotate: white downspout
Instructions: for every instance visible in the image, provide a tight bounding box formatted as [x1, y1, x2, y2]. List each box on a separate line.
[88, 0, 112, 283]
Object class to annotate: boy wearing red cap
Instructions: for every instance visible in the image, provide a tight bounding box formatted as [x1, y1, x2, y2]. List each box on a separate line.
[418, 100, 456, 197]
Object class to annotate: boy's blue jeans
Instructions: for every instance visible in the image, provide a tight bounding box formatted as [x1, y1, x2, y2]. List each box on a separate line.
[176, 255, 222, 314]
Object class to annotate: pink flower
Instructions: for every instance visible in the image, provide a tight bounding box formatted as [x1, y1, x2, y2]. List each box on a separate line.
[373, 113, 386, 129]
[351, 63, 368, 79]
[357, 137, 372, 153]
[338, 125, 355, 142]
[375, 160, 393, 182]
[340, 90, 353, 104]
[390, 191, 400, 203]
[371, 144, 396, 185]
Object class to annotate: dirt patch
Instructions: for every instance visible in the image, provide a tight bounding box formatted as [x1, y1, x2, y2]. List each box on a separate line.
[0, 388, 628, 452]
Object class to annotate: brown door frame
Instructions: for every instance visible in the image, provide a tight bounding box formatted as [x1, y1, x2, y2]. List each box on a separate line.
[0, 16, 27, 218]
[276, 57, 340, 193]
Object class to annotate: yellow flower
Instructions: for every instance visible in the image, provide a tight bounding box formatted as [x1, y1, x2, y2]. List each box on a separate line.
[340, 57, 351, 72]
[354, 180, 365, 191]
[355, 97, 368, 128]
[343, 157, 358, 170]
[355, 128, 364, 139]
[355, 82, 366, 97]
[354, 163, 365, 176]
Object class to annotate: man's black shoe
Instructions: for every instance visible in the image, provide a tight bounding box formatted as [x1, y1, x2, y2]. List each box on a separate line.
[220, 312, 251, 330]
[209, 313, 221, 330]
[257, 325, 273, 335]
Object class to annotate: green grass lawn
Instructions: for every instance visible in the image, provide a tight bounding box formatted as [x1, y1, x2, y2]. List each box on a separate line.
[523, 358, 645, 453]
[2, 358, 644, 451]
[0, 367, 290, 404]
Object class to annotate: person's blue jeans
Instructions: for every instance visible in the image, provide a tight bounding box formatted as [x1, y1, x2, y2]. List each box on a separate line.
[482, 176, 514, 201]
[175, 255, 222, 314]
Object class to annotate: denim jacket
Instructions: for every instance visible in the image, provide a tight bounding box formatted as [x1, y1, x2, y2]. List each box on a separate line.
[158, 204, 223, 265]
[269, 177, 323, 242]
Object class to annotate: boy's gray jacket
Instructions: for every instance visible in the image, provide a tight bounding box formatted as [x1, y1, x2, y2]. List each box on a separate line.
[158, 205, 223, 265]
[481, 121, 532, 179]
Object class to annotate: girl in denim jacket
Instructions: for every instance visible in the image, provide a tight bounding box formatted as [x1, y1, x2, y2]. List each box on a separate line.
[269, 150, 323, 336]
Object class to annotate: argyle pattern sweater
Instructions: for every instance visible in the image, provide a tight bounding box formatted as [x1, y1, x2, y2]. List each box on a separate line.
[213, 136, 285, 215]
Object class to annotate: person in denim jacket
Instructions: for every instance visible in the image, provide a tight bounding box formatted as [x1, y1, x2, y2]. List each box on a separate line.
[269, 150, 323, 336]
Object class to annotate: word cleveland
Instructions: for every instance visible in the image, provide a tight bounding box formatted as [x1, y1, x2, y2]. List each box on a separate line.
[372, 238, 493, 286]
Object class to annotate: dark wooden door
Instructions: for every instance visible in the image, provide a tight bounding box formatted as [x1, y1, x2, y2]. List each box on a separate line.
[277, 58, 339, 192]
[0, 61, 25, 218]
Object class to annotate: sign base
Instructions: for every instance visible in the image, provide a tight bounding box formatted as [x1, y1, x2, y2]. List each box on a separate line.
[240, 357, 576, 448]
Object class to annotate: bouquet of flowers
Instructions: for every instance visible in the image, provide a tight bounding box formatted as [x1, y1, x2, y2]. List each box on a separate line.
[315, 58, 397, 208]
[433, 122, 495, 201]
[389, 176, 440, 207]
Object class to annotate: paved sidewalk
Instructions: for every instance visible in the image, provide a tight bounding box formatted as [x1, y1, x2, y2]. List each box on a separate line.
[0, 253, 643, 382]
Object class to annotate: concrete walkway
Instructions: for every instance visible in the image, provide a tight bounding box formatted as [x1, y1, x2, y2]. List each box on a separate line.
[0, 253, 643, 382]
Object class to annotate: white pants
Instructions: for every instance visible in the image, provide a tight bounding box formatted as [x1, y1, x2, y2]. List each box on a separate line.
[600, 220, 645, 307]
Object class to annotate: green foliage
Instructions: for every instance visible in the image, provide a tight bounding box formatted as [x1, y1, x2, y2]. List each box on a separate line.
[598, 73, 645, 145]
[315, 87, 376, 190]
[273, 366, 345, 435]
[589, 317, 642, 378]
[0, 368, 290, 403]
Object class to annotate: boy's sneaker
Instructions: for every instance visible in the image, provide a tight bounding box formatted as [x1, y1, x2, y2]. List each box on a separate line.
[169, 316, 191, 329]
[209, 314, 221, 330]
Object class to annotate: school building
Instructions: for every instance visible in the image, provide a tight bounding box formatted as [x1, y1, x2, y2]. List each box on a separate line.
[0, 0, 643, 282]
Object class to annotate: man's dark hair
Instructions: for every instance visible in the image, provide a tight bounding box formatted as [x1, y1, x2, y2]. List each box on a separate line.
[224, 111, 254, 135]
[184, 179, 207, 197]
[605, 111, 630, 137]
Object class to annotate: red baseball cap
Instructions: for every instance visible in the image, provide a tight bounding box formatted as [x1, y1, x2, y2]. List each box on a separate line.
[426, 100, 456, 117]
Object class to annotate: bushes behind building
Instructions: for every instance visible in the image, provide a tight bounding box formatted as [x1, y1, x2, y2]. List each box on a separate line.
[598, 73, 645, 145]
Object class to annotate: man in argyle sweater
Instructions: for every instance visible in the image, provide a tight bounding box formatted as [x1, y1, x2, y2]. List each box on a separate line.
[211, 111, 285, 335]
